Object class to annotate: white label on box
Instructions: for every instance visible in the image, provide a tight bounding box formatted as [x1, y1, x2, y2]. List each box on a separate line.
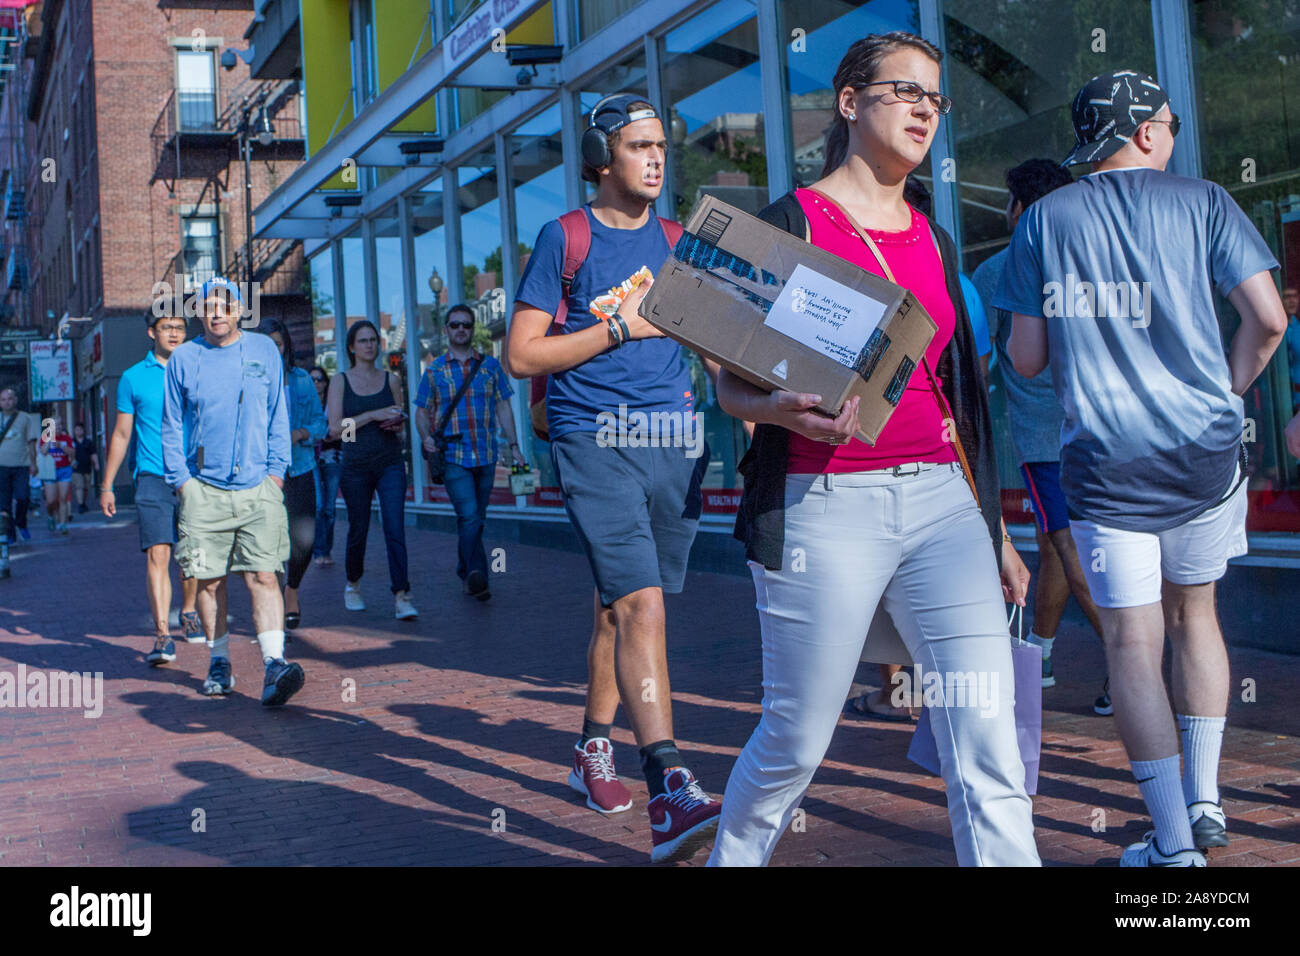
[764, 264, 890, 369]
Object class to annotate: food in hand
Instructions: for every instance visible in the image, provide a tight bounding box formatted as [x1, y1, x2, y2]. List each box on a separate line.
[589, 265, 653, 319]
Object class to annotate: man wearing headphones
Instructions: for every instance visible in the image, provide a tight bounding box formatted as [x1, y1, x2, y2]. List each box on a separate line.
[506, 93, 721, 863]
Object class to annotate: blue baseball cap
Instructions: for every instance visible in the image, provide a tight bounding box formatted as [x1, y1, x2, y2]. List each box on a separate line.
[200, 276, 242, 303]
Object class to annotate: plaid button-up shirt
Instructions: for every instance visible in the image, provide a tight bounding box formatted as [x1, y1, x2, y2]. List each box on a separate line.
[415, 351, 514, 468]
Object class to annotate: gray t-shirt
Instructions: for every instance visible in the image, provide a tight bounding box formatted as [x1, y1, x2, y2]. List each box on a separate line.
[995, 167, 1277, 533]
[0, 411, 39, 468]
[972, 248, 1064, 465]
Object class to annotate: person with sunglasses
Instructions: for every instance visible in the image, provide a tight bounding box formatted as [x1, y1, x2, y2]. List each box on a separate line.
[415, 305, 522, 603]
[1001, 70, 1288, 866]
[707, 31, 1038, 867]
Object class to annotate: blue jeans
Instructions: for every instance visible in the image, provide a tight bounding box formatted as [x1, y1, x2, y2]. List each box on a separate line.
[444, 461, 494, 581]
[313, 458, 342, 557]
[340, 459, 410, 594]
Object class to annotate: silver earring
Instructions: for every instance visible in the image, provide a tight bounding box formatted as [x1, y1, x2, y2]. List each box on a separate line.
[848, 112, 856, 121]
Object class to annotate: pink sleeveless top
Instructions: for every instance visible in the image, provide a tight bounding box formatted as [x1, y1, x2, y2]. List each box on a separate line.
[785, 188, 958, 475]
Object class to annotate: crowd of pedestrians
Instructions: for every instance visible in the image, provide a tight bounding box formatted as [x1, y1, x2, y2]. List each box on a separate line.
[8, 30, 1297, 869]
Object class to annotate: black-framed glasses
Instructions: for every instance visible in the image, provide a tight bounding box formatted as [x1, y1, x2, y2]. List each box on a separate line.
[447, 321, 473, 330]
[854, 80, 952, 114]
[1145, 113, 1180, 137]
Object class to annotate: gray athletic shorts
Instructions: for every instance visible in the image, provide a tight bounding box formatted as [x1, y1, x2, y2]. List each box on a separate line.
[136, 472, 178, 552]
[551, 430, 708, 607]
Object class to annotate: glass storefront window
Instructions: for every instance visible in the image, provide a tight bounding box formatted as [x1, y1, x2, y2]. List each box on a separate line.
[575, 0, 640, 41]
[507, 104, 565, 495]
[308, 249, 337, 372]
[457, 148, 513, 495]
[661, 1, 767, 502]
[340, 232, 368, 334]
[1190, 0, 1300, 525]
[781, 0, 931, 189]
[942, 0, 1156, 514]
[412, 178, 449, 379]
[374, 209, 416, 496]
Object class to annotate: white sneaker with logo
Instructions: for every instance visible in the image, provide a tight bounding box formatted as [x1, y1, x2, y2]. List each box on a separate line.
[394, 591, 418, 620]
[1120, 831, 1206, 867]
[344, 584, 365, 611]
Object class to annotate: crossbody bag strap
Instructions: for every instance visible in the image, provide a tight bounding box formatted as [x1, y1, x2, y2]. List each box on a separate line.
[0, 413, 17, 447]
[436, 356, 485, 437]
[803, 187, 980, 507]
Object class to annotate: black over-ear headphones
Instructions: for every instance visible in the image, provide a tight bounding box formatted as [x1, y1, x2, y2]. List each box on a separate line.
[581, 93, 659, 170]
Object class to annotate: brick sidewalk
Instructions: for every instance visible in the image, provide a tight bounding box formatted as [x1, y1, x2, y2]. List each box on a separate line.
[1, 510, 1297, 866]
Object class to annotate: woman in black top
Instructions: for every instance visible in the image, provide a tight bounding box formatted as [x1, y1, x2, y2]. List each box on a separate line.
[325, 321, 418, 620]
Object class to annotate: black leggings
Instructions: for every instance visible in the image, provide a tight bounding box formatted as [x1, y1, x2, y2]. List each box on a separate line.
[284, 471, 317, 590]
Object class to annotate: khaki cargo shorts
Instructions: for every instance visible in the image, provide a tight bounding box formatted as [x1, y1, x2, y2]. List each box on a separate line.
[176, 476, 289, 578]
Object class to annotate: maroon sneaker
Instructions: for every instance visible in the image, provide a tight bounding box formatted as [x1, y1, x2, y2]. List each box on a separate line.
[647, 767, 721, 863]
[568, 737, 633, 814]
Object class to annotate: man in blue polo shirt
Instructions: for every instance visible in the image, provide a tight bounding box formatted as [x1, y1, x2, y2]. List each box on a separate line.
[101, 311, 206, 666]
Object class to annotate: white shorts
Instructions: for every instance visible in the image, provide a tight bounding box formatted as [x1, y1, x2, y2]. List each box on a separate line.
[1069, 467, 1247, 609]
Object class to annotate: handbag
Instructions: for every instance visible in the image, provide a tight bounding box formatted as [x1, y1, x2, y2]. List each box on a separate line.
[425, 355, 483, 485]
[906, 603, 1043, 795]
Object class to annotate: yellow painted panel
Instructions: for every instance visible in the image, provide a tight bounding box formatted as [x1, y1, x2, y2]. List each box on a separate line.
[506, 2, 554, 45]
[302, 0, 355, 190]
[375, 1, 438, 134]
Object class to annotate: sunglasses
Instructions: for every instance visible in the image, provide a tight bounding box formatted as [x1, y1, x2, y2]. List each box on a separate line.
[1146, 113, 1180, 137]
[854, 80, 953, 115]
[447, 321, 474, 330]
[311, 376, 325, 383]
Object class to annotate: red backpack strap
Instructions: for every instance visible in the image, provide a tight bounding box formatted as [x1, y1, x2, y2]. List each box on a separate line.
[554, 208, 592, 327]
[659, 217, 683, 250]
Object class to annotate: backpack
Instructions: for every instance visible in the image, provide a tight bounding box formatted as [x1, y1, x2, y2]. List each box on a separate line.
[528, 208, 684, 441]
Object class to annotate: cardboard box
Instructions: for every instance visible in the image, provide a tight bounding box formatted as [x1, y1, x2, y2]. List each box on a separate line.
[639, 195, 938, 444]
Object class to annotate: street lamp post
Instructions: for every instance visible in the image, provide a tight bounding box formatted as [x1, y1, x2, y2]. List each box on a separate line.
[428, 267, 443, 354]
[238, 101, 276, 287]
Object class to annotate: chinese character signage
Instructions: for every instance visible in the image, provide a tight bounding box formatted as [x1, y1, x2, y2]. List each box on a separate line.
[29, 340, 74, 402]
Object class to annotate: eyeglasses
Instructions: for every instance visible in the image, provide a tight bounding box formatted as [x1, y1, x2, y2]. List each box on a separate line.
[854, 80, 952, 114]
[1145, 113, 1180, 137]
[447, 321, 473, 330]
[310, 376, 325, 383]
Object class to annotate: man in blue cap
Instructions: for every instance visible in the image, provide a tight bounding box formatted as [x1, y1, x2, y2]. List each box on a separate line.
[1001, 70, 1288, 866]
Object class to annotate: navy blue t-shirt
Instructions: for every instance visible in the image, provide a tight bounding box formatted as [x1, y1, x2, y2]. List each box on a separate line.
[514, 206, 692, 440]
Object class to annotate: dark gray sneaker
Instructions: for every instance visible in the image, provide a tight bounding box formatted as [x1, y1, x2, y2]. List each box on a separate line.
[146, 635, 176, 666]
[261, 659, 305, 707]
[1189, 801, 1229, 849]
[202, 657, 234, 696]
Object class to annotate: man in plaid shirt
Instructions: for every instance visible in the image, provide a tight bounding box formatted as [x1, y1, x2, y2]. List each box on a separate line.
[415, 305, 524, 601]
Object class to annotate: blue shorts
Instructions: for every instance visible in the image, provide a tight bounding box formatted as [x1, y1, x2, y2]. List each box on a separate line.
[551, 430, 708, 607]
[44, 466, 73, 485]
[135, 472, 179, 551]
[1021, 461, 1069, 535]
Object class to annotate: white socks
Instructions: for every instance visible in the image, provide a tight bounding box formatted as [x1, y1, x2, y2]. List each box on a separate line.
[1178, 714, 1225, 806]
[1027, 632, 1054, 658]
[1131, 755, 1195, 853]
[256, 629, 286, 664]
[208, 633, 229, 660]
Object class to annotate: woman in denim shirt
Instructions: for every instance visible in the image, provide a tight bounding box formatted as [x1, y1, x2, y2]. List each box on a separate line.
[311, 366, 342, 566]
[260, 319, 327, 630]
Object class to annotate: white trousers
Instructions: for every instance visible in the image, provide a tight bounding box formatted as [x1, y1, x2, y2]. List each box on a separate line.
[708, 463, 1041, 867]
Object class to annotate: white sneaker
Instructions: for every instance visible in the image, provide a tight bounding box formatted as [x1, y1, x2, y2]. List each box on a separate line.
[1120, 831, 1206, 867]
[344, 584, 365, 611]
[394, 591, 418, 620]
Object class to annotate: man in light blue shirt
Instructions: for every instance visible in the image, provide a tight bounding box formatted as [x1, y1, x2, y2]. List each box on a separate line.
[100, 312, 204, 664]
[1003, 71, 1287, 866]
[163, 277, 304, 707]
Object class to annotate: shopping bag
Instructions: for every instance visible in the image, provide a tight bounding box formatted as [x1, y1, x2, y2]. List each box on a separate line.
[906, 604, 1042, 795]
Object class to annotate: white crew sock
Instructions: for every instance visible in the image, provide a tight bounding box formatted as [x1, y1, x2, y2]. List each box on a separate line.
[1027, 632, 1054, 658]
[208, 633, 229, 660]
[1131, 755, 1195, 853]
[256, 629, 285, 664]
[1178, 715, 1225, 806]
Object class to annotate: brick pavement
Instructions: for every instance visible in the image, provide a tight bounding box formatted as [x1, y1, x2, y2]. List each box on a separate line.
[0, 509, 1297, 866]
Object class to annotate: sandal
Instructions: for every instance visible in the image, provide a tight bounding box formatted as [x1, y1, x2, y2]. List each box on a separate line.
[845, 690, 914, 723]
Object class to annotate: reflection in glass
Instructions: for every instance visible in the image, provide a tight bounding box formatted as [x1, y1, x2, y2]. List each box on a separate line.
[308, 250, 337, 372]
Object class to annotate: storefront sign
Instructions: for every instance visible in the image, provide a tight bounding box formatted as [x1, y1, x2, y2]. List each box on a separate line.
[444, 0, 542, 72]
[29, 340, 74, 402]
